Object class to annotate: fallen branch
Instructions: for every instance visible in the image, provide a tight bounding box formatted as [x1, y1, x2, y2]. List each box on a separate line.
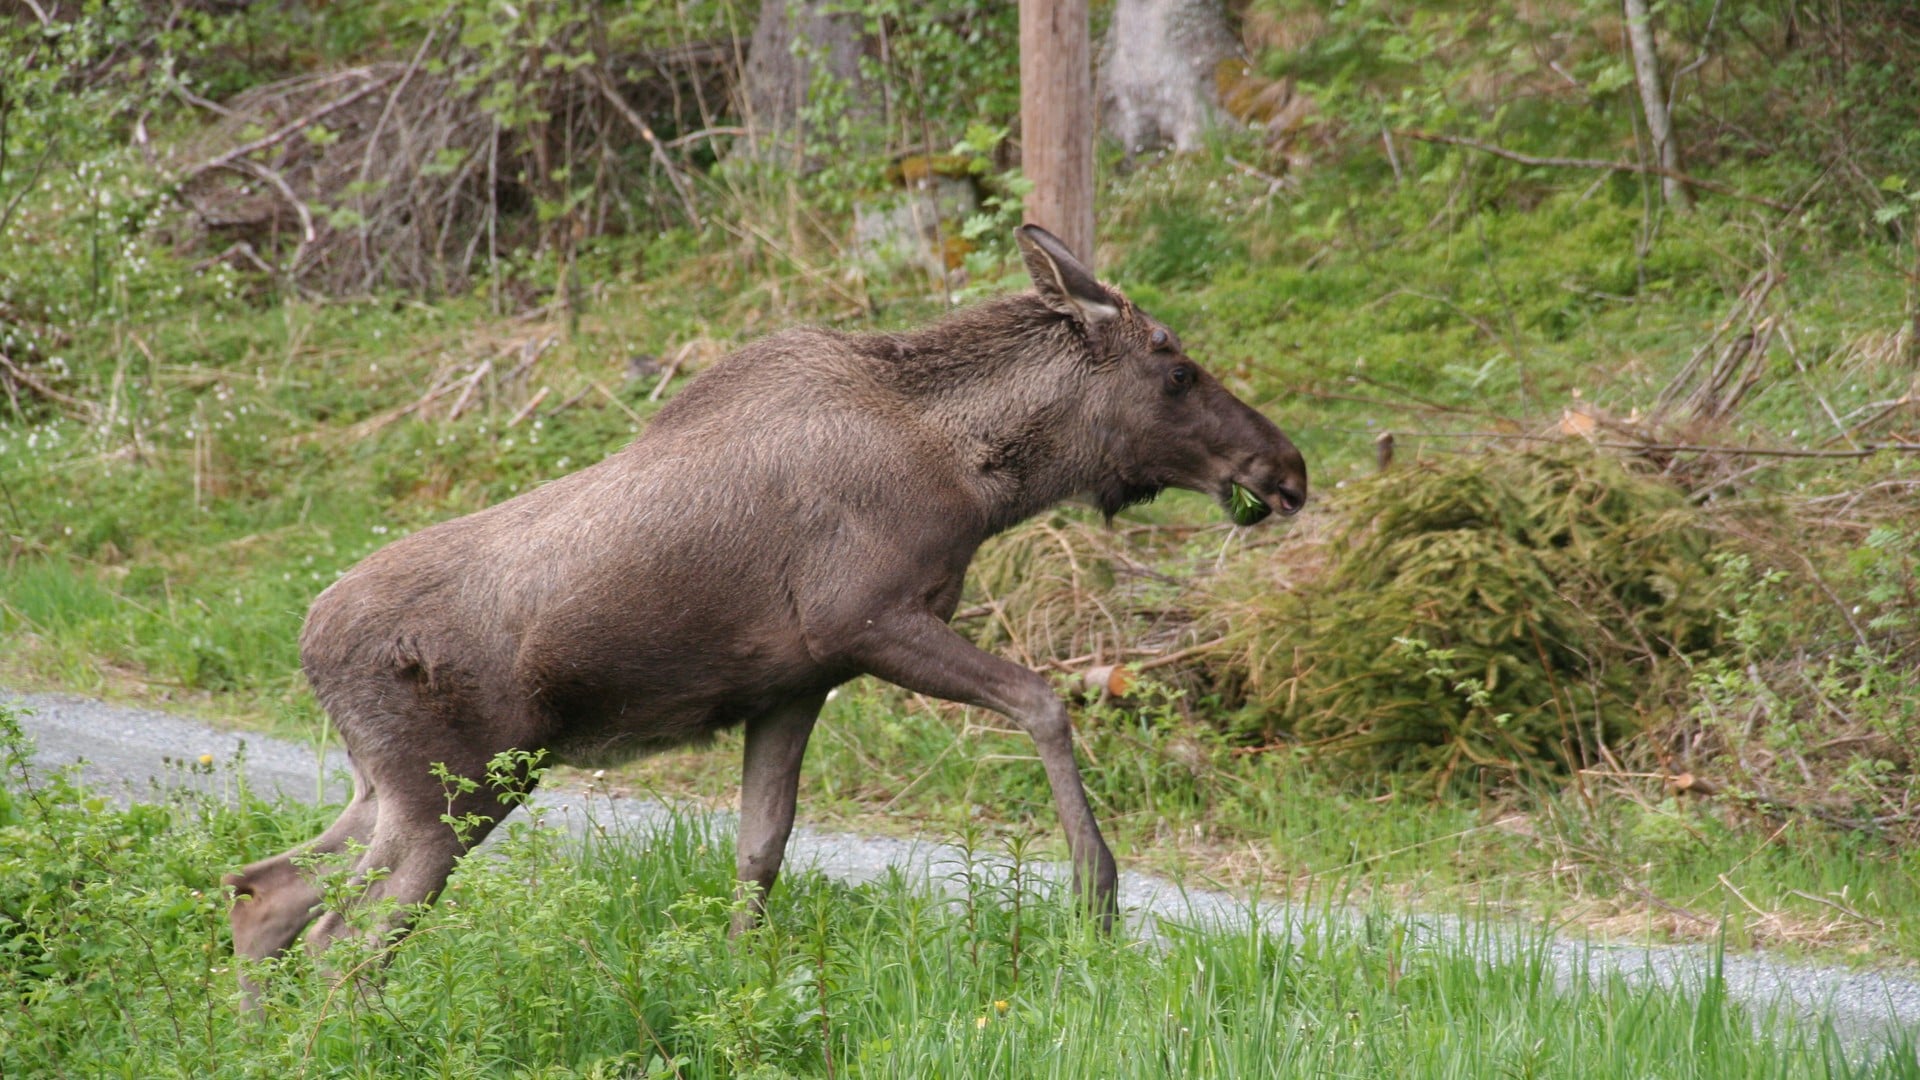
[507, 385, 552, 428]
[446, 360, 493, 421]
[1396, 129, 1794, 214]
[1407, 430, 1920, 459]
[0, 353, 93, 417]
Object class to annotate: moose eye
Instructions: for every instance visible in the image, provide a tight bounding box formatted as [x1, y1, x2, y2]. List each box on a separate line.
[1149, 327, 1170, 350]
[1164, 363, 1196, 396]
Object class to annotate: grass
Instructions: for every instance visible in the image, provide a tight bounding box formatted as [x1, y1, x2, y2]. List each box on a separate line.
[3, 703, 1915, 1079]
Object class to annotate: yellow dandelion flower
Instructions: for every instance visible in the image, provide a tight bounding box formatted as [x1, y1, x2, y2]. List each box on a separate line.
[198, 754, 214, 765]
[994, 1000, 1010, 1016]
[975, 1016, 989, 1029]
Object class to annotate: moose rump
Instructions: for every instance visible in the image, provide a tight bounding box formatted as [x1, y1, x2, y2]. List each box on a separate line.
[225, 224, 1307, 973]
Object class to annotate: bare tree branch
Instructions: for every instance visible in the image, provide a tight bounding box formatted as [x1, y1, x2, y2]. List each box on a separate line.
[1396, 129, 1793, 213]
[183, 71, 397, 179]
[585, 66, 703, 231]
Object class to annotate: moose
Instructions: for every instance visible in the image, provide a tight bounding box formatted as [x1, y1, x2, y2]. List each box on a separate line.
[226, 225, 1307, 967]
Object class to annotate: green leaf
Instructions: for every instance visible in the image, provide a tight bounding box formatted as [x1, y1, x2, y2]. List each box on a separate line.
[1229, 483, 1268, 526]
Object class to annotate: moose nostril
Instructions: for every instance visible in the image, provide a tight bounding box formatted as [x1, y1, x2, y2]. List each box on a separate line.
[1274, 486, 1306, 515]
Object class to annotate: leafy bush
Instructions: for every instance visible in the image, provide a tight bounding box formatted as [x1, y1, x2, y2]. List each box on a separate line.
[1216, 446, 1728, 780]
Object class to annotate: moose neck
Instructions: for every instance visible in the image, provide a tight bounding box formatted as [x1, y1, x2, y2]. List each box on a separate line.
[877, 295, 1115, 535]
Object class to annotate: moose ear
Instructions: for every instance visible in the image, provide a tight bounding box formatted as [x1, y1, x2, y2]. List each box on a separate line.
[1016, 224, 1120, 326]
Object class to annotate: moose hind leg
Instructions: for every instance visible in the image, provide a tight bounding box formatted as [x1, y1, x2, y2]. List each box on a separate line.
[301, 768, 529, 959]
[226, 778, 379, 963]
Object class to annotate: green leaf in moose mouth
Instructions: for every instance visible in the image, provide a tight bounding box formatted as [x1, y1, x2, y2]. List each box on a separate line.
[1229, 483, 1269, 526]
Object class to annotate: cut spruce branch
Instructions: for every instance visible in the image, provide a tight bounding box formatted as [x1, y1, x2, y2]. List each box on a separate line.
[1396, 130, 1793, 214]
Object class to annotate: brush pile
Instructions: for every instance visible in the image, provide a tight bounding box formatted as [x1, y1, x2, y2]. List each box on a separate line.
[171, 20, 724, 296]
[966, 424, 1916, 837]
[1207, 447, 1726, 782]
[966, 444, 1743, 784]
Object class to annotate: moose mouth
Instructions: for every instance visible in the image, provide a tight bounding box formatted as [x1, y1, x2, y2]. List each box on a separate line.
[1223, 482, 1304, 526]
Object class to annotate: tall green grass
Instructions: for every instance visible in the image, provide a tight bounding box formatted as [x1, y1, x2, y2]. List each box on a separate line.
[3, 704, 1913, 1079]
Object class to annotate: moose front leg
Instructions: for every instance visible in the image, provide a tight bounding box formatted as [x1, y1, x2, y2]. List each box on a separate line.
[732, 693, 825, 935]
[840, 611, 1120, 927]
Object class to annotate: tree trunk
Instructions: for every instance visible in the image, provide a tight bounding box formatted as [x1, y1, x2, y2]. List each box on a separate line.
[1097, 0, 1237, 158]
[1021, 0, 1096, 267]
[1623, 0, 1692, 211]
[738, 0, 871, 167]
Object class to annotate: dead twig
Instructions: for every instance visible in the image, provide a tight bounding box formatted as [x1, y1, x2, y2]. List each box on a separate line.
[1825, 393, 1915, 446]
[355, 3, 456, 269]
[343, 377, 463, 440]
[1654, 268, 1781, 420]
[591, 381, 646, 426]
[223, 160, 316, 272]
[1134, 636, 1232, 673]
[1404, 430, 1920, 459]
[647, 340, 698, 403]
[586, 66, 703, 230]
[1786, 889, 1886, 930]
[717, 218, 869, 313]
[0, 353, 93, 418]
[662, 125, 749, 149]
[446, 360, 494, 421]
[507, 385, 552, 428]
[505, 336, 556, 383]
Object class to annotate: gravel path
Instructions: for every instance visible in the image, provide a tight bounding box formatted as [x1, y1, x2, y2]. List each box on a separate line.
[8, 688, 1919, 1053]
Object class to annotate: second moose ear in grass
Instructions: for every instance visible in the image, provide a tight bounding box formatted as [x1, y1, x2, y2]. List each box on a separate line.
[227, 223, 1306, 981]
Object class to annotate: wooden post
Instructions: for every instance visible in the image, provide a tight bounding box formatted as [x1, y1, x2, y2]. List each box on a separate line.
[1021, 0, 1096, 268]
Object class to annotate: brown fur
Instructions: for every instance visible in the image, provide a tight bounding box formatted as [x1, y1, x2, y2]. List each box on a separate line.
[225, 226, 1307, 976]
